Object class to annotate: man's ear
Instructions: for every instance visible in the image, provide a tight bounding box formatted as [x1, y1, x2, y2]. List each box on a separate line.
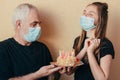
[16, 20, 22, 29]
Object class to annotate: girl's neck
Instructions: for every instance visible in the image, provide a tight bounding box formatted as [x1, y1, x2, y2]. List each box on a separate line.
[86, 29, 96, 38]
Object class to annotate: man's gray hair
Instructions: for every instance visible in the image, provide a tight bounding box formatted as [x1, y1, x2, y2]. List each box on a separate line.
[12, 3, 38, 28]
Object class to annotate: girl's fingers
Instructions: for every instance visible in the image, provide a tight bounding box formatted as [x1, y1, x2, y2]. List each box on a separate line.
[67, 67, 72, 72]
[92, 39, 100, 47]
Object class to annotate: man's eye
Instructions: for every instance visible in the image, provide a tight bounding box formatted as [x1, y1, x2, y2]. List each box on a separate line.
[33, 23, 37, 27]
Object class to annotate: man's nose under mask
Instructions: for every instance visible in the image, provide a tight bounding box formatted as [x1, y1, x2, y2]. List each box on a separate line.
[23, 26, 41, 42]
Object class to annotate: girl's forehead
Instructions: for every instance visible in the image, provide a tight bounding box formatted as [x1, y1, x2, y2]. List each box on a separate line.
[84, 5, 98, 13]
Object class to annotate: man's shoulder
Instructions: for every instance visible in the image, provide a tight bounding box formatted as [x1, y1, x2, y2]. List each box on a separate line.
[34, 41, 51, 55]
[34, 41, 49, 48]
[0, 38, 12, 47]
[34, 41, 46, 46]
[0, 38, 13, 56]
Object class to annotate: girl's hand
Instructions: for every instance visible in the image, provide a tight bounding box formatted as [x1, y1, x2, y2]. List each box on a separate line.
[87, 38, 100, 54]
[76, 38, 92, 59]
[83, 38, 92, 52]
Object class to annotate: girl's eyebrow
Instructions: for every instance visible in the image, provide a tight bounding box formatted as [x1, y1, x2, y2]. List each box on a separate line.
[83, 10, 97, 14]
[89, 11, 97, 14]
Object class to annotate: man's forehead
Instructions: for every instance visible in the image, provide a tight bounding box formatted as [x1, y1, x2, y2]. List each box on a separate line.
[26, 15, 41, 23]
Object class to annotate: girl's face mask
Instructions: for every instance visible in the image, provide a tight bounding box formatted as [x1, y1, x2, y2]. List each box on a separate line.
[80, 16, 96, 31]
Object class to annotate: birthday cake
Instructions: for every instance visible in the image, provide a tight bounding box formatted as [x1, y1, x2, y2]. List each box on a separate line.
[56, 50, 80, 66]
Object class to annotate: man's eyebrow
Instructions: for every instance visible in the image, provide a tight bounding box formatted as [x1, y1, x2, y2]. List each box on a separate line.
[31, 21, 42, 24]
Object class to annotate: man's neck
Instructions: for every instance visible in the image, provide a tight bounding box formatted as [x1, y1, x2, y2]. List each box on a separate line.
[13, 34, 31, 46]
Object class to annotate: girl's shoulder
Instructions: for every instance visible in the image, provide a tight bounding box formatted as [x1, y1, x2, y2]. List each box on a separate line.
[100, 37, 115, 59]
[101, 37, 113, 46]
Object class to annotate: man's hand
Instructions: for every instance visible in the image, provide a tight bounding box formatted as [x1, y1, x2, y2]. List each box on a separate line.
[59, 67, 66, 74]
[35, 65, 62, 78]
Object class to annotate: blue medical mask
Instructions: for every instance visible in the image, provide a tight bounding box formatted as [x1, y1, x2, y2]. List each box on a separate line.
[80, 16, 96, 31]
[23, 26, 41, 42]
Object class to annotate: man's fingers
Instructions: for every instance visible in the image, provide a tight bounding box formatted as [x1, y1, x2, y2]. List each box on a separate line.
[59, 67, 66, 74]
[46, 65, 55, 69]
[49, 66, 62, 73]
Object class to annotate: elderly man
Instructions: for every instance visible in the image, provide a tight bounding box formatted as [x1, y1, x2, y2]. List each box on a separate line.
[0, 3, 61, 80]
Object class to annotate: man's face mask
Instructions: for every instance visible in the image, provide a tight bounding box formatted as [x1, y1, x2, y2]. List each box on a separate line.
[80, 16, 96, 31]
[23, 26, 41, 42]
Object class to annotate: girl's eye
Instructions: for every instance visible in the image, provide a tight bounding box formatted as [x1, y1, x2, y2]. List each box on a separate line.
[88, 14, 93, 17]
[83, 12, 86, 15]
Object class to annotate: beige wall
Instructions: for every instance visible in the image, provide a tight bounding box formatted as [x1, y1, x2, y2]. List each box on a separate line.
[0, 0, 120, 80]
